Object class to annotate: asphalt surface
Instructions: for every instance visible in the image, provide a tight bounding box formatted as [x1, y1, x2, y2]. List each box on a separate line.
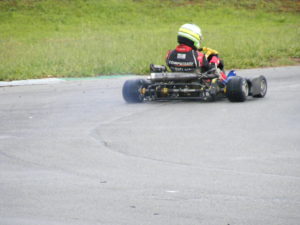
[0, 66, 300, 225]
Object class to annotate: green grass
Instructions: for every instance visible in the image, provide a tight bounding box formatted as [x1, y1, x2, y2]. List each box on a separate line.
[0, 0, 299, 80]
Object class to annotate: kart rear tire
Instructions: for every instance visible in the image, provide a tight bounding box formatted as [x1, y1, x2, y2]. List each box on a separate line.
[226, 76, 249, 102]
[122, 79, 146, 103]
[252, 75, 267, 98]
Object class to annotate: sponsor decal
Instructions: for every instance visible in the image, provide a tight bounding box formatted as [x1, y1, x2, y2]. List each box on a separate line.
[168, 60, 194, 66]
[177, 53, 186, 59]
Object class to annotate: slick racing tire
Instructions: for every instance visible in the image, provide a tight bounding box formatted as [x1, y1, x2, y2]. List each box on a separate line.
[122, 79, 147, 103]
[226, 76, 249, 102]
[251, 75, 267, 98]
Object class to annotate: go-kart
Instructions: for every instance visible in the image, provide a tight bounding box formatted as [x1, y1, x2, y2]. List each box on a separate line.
[122, 64, 267, 103]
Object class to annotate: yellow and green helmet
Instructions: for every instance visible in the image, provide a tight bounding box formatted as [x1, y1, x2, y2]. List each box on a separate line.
[178, 24, 203, 49]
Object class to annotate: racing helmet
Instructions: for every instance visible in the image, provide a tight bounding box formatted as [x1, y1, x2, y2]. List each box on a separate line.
[177, 24, 203, 49]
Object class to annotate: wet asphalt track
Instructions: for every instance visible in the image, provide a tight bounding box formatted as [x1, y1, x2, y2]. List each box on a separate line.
[0, 66, 300, 225]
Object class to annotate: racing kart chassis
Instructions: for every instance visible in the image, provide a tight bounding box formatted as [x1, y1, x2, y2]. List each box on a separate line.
[122, 69, 267, 103]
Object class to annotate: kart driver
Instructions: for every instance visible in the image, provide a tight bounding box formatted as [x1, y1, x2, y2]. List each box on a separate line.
[166, 23, 227, 82]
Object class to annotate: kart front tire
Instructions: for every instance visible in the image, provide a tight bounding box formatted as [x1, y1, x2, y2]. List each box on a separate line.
[122, 79, 146, 103]
[226, 76, 249, 102]
[252, 75, 267, 98]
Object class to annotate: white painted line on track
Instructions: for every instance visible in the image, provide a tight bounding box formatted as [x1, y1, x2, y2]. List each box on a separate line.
[0, 75, 134, 87]
[0, 78, 64, 87]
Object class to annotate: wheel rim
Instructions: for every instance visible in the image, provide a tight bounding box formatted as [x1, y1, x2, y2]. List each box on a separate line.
[242, 80, 249, 96]
[260, 79, 267, 95]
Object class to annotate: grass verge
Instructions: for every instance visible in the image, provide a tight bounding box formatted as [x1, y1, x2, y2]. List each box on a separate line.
[0, 0, 299, 80]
